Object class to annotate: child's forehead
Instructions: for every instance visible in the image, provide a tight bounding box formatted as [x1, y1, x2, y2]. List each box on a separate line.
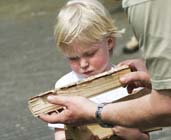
[63, 42, 100, 57]
[71, 41, 98, 49]
[71, 38, 105, 47]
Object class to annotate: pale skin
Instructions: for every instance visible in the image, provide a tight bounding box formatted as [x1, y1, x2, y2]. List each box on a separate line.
[43, 38, 149, 140]
[39, 59, 171, 130]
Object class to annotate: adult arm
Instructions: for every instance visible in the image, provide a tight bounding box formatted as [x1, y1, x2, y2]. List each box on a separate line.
[101, 89, 171, 129]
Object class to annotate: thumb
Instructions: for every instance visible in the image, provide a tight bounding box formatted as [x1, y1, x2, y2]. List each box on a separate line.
[47, 95, 67, 106]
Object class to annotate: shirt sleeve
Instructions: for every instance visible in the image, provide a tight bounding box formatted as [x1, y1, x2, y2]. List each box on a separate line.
[48, 123, 64, 129]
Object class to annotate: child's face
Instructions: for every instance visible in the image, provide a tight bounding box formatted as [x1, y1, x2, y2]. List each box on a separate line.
[64, 38, 114, 78]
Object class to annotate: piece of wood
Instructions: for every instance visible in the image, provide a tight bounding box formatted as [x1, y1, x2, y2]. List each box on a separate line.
[28, 65, 131, 117]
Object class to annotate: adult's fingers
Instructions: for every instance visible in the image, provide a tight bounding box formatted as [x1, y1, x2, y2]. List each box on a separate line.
[39, 95, 70, 123]
[117, 62, 137, 72]
[39, 113, 62, 123]
[47, 95, 68, 106]
[117, 59, 148, 72]
[119, 71, 150, 85]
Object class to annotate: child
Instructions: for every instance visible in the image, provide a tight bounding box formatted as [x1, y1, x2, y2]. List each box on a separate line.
[48, 0, 149, 140]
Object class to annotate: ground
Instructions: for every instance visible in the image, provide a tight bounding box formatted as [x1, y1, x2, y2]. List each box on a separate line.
[0, 0, 170, 140]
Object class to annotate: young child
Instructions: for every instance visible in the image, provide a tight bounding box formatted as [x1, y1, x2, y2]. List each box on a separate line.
[48, 0, 149, 140]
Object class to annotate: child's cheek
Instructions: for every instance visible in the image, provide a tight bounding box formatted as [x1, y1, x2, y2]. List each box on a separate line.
[69, 62, 80, 72]
[92, 57, 108, 70]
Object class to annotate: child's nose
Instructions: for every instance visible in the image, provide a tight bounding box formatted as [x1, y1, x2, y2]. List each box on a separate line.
[80, 58, 89, 69]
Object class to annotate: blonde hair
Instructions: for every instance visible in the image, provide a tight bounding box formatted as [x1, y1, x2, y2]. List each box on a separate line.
[54, 0, 120, 53]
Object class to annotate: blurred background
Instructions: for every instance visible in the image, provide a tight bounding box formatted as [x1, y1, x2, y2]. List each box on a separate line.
[0, 0, 170, 140]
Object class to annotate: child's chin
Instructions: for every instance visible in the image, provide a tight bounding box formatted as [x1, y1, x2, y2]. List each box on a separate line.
[83, 74, 90, 78]
[85, 73, 97, 78]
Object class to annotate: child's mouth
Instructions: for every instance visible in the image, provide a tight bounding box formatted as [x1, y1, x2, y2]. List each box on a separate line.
[83, 71, 93, 76]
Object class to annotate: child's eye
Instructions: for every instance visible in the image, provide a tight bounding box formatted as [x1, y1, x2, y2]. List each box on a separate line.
[85, 51, 96, 57]
[68, 56, 79, 61]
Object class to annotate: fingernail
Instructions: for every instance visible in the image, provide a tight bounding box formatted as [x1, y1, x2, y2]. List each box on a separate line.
[120, 77, 126, 82]
[47, 95, 54, 100]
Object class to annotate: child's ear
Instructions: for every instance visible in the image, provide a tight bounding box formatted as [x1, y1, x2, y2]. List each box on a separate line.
[107, 37, 115, 50]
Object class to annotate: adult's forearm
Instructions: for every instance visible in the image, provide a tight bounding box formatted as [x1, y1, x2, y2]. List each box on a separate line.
[101, 90, 171, 129]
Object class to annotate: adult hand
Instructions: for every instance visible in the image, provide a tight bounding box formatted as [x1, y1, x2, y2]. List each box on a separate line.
[117, 59, 148, 72]
[120, 71, 151, 93]
[117, 59, 151, 93]
[112, 126, 149, 140]
[39, 95, 97, 125]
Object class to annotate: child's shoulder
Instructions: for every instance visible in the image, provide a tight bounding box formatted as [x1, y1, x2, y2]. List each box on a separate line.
[55, 71, 84, 89]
